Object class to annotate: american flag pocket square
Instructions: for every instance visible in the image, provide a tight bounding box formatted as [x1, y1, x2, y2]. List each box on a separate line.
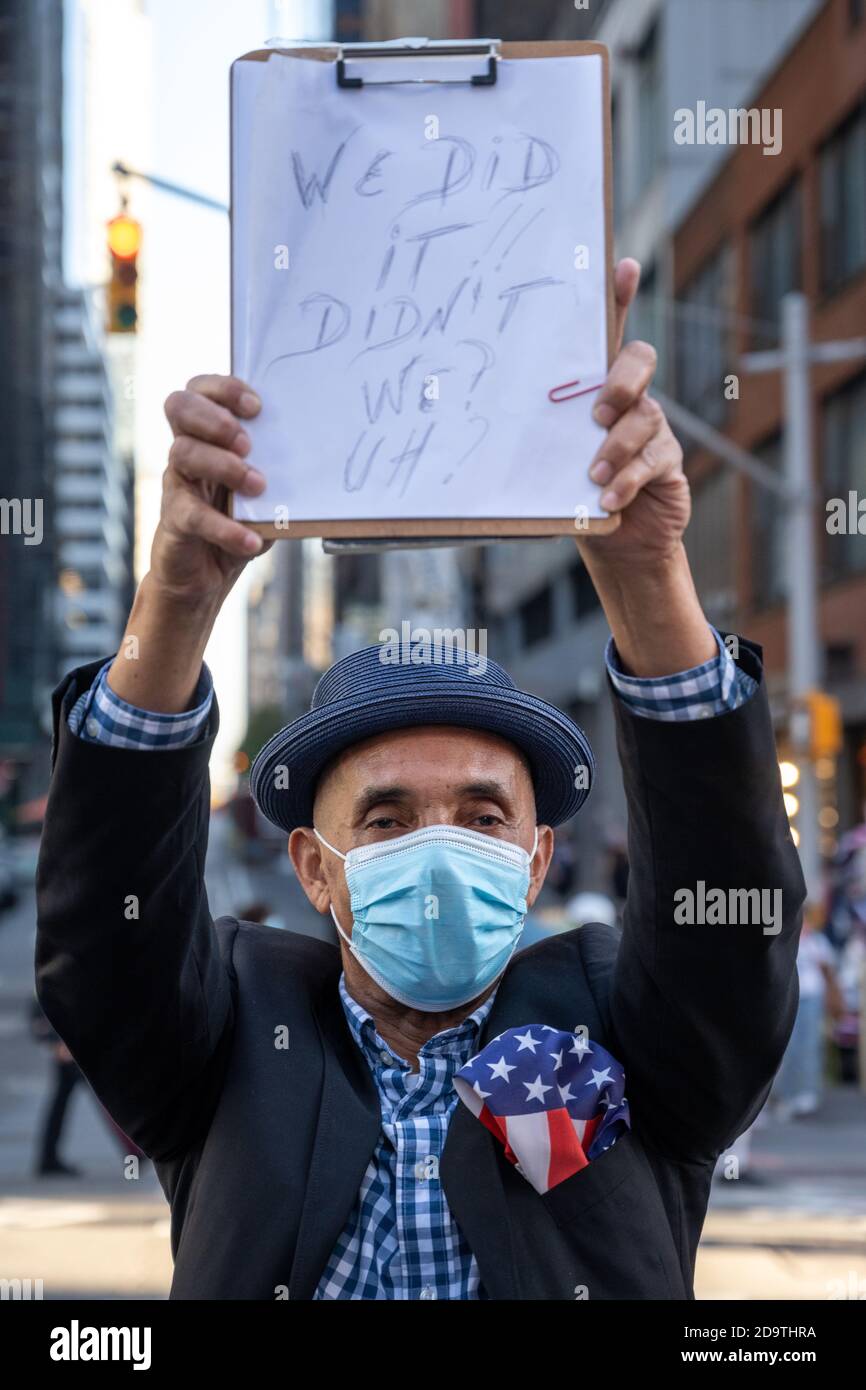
[453, 1026, 630, 1195]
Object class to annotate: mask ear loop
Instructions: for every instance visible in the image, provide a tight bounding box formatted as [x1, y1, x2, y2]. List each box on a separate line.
[314, 829, 359, 956]
[314, 827, 346, 861]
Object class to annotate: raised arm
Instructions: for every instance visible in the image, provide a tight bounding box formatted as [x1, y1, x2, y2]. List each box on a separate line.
[35, 375, 270, 1159]
[575, 262, 806, 1162]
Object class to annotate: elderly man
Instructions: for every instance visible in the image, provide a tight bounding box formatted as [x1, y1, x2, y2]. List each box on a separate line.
[36, 261, 804, 1300]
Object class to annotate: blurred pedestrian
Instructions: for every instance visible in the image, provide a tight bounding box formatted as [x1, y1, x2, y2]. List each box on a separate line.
[235, 900, 286, 930]
[772, 909, 844, 1120]
[565, 891, 618, 929]
[30, 997, 147, 1177]
[545, 830, 578, 899]
[30, 997, 83, 1176]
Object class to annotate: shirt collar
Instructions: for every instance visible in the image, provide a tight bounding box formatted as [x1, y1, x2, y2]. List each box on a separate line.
[338, 970, 498, 1073]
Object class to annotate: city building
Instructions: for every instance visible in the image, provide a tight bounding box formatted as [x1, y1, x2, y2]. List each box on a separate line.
[0, 0, 65, 802]
[466, 0, 832, 888]
[247, 539, 319, 721]
[673, 0, 866, 836]
[52, 287, 133, 676]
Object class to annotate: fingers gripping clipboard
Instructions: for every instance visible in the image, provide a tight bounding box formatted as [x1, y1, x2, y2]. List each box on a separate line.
[229, 38, 619, 548]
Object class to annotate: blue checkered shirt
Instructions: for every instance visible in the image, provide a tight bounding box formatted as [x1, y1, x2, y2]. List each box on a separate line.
[314, 973, 497, 1300]
[67, 627, 756, 1299]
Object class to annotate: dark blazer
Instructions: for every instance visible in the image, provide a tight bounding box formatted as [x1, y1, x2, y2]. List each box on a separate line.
[35, 638, 805, 1300]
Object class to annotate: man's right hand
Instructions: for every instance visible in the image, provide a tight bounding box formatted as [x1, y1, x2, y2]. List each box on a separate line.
[106, 374, 268, 714]
[154, 374, 267, 603]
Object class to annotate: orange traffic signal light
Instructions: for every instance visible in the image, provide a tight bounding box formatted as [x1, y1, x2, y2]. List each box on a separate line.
[805, 691, 843, 760]
[107, 212, 142, 259]
[106, 211, 142, 333]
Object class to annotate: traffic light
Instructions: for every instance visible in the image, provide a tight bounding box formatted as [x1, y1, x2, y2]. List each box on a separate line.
[804, 691, 843, 760]
[106, 207, 142, 333]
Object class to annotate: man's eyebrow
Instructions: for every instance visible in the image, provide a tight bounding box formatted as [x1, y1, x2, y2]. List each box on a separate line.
[353, 785, 413, 819]
[458, 780, 513, 803]
[352, 779, 514, 820]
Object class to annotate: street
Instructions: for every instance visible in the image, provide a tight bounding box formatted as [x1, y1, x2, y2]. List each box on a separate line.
[1, 839, 864, 1301]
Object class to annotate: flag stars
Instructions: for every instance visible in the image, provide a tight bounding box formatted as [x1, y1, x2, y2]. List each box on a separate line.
[514, 1029, 542, 1053]
[570, 1034, 592, 1059]
[487, 1055, 516, 1082]
[523, 1074, 553, 1104]
[586, 1067, 612, 1092]
[549, 1049, 564, 1070]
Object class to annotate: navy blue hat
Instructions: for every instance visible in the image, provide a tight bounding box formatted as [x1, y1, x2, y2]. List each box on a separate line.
[250, 642, 594, 832]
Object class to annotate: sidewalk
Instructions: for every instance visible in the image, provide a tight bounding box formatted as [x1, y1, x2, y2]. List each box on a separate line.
[0, 883, 171, 1298]
[697, 1086, 866, 1299]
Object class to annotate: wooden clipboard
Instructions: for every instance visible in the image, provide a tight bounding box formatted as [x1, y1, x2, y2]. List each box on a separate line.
[229, 39, 618, 543]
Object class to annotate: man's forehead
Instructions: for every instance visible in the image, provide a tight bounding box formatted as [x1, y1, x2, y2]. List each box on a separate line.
[317, 724, 532, 795]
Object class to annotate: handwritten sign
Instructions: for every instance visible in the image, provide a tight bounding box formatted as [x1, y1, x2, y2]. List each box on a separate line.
[231, 50, 611, 529]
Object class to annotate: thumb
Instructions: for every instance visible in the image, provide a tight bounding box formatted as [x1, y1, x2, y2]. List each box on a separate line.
[612, 258, 641, 354]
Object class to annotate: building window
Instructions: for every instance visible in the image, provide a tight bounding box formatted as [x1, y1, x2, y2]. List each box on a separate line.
[684, 466, 737, 628]
[635, 20, 662, 196]
[518, 585, 553, 647]
[750, 435, 786, 611]
[819, 99, 866, 296]
[822, 370, 866, 583]
[749, 179, 802, 348]
[674, 246, 733, 426]
[568, 559, 600, 621]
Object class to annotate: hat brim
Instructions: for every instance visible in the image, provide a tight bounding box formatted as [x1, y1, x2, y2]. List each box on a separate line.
[249, 686, 593, 833]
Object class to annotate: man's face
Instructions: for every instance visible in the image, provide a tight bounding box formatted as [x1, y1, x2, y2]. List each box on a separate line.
[289, 724, 554, 940]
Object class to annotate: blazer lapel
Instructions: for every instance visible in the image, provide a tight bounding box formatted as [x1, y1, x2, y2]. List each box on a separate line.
[439, 1090, 521, 1299]
[439, 963, 547, 1301]
[289, 984, 380, 1300]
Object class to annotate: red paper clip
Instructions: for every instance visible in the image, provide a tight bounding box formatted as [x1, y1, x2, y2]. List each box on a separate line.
[547, 379, 604, 403]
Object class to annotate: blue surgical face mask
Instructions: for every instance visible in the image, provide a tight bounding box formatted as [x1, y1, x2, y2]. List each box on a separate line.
[314, 823, 538, 1012]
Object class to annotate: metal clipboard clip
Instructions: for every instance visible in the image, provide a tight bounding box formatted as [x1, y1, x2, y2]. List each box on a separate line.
[336, 38, 500, 89]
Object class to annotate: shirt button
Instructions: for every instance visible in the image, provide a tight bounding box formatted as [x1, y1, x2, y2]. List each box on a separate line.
[419, 1286, 437, 1300]
[86, 718, 99, 737]
[379, 1050, 392, 1066]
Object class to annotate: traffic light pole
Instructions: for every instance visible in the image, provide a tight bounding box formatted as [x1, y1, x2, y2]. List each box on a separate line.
[781, 294, 821, 904]
[112, 161, 228, 214]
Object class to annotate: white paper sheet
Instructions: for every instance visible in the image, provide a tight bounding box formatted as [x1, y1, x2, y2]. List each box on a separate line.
[231, 52, 610, 523]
